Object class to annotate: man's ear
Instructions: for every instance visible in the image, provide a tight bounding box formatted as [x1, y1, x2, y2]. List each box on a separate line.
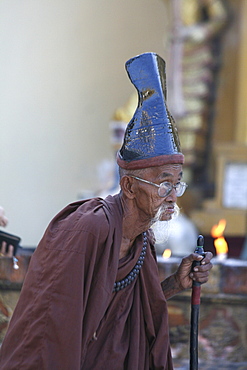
[120, 176, 135, 199]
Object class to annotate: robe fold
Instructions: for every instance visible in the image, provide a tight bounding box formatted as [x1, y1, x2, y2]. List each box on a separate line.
[0, 194, 173, 369]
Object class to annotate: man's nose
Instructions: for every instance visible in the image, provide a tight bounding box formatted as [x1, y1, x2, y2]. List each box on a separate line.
[165, 187, 177, 202]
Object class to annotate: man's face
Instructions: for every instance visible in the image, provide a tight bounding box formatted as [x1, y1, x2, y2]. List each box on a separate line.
[131, 163, 183, 224]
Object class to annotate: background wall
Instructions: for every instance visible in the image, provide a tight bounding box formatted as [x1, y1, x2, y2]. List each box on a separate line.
[0, 0, 169, 246]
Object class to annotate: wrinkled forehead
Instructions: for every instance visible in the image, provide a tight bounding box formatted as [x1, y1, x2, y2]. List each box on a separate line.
[146, 163, 183, 180]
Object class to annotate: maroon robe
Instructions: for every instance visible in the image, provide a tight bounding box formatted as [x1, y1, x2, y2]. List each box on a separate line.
[0, 194, 173, 369]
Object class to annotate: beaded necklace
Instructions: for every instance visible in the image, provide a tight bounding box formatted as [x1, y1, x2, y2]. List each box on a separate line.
[113, 232, 147, 292]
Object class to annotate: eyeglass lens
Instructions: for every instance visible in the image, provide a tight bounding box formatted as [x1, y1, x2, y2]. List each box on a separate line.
[158, 182, 186, 197]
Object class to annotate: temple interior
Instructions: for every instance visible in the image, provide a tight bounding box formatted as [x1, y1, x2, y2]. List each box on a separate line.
[0, 0, 246, 368]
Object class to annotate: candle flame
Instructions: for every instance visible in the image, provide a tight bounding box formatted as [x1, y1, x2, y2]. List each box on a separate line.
[214, 236, 228, 255]
[211, 219, 228, 257]
[162, 249, 172, 259]
[211, 219, 226, 238]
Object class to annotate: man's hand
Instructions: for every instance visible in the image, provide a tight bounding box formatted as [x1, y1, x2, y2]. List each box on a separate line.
[0, 206, 8, 227]
[174, 252, 213, 291]
[161, 252, 213, 300]
[0, 241, 14, 257]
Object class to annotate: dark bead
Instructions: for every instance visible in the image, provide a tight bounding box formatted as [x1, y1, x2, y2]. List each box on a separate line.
[113, 231, 148, 292]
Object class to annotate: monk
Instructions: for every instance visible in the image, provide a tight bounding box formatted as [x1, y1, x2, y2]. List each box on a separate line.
[0, 53, 213, 370]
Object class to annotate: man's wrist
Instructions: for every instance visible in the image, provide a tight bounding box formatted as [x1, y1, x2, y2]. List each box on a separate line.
[161, 273, 184, 300]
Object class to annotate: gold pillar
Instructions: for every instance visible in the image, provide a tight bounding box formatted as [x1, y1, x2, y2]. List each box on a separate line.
[190, 0, 247, 237]
[235, 0, 247, 144]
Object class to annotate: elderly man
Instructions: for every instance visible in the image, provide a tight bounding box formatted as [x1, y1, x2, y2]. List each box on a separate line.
[0, 53, 212, 370]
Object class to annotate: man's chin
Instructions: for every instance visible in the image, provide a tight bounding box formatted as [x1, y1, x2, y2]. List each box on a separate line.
[151, 204, 180, 244]
[160, 213, 172, 221]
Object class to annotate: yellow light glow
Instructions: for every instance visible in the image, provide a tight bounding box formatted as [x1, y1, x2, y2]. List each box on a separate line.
[211, 219, 228, 256]
[214, 236, 228, 255]
[211, 219, 226, 238]
[162, 249, 172, 259]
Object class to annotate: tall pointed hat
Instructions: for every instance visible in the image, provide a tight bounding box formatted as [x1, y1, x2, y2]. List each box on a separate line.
[117, 52, 184, 169]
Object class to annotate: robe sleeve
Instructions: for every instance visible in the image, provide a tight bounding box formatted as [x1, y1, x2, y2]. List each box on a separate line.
[0, 198, 122, 370]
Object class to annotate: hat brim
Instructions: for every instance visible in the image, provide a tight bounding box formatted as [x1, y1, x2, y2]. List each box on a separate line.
[117, 152, 184, 170]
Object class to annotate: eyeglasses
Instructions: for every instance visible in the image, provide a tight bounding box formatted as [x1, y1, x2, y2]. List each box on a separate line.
[129, 175, 188, 198]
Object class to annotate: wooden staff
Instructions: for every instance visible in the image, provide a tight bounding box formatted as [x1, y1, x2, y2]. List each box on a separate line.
[190, 235, 205, 370]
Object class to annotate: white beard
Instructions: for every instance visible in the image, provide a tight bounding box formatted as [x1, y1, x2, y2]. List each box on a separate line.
[151, 203, 180, 245]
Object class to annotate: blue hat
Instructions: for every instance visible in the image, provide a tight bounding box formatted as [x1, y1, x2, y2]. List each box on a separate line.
[117, 52, 184, 170]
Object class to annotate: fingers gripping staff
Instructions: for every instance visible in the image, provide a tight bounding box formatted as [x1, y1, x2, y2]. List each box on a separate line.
[190, 235, 205, 370]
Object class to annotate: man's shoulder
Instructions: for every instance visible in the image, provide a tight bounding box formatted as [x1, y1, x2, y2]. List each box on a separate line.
[49, 197, 107, 233]
[46, 195, 121, 238]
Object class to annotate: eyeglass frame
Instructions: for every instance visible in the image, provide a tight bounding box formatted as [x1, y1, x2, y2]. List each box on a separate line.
[129, 175, 188, 198]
